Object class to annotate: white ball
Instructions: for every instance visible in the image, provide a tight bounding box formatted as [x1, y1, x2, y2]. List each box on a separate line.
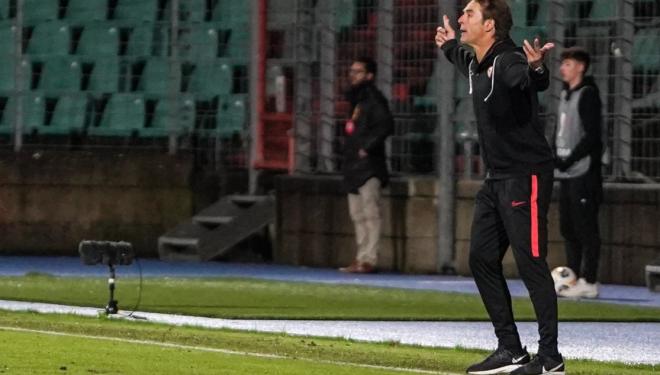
[551, 266, 576, 293]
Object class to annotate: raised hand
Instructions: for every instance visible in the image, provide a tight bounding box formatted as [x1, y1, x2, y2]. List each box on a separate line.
[435, 15, 456, 48]
[523, 37, 555, 69]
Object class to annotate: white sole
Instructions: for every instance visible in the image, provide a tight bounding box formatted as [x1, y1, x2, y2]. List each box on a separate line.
[467, 364, 523, 374]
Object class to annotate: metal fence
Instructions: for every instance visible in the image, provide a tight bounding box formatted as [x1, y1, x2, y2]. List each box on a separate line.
[0, 0, 250, 171]
[281, 0, 660, 182]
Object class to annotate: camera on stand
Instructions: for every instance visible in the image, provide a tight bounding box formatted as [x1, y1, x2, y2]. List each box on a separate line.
[78, 240, 135, 314]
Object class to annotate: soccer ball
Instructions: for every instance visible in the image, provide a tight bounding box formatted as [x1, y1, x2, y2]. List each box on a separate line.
[551, 266, 577, 293]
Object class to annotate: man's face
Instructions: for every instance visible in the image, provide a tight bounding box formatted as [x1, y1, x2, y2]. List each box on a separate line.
[560, 58, 585, 84]
[458, 1, 493, 46]
[349, 62, 373, 86]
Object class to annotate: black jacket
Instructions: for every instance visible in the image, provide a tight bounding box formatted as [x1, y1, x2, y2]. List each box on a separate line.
[557, 76, 603, 173]
[342, 82, 394, 193]
[442, 38, 554, 179]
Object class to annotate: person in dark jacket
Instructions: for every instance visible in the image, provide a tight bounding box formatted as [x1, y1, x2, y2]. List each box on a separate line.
[339, 57, 394, 274]
[554, 47, 603, 299]
[435, 1, 564, 374]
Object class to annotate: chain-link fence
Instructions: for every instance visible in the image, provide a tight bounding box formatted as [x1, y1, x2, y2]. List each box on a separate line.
[280, 0, 660, 182]
[0, 0, 249, 170]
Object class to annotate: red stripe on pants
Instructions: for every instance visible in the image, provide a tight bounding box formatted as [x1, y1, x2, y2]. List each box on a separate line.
[531, 175, 539, 258]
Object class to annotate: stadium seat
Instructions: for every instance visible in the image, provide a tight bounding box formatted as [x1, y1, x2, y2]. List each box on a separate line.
[212, 0, 249, 27]
[26, 22, 71, 56]
[39, 57, 82, 92]
[0, 92, 45, 134]
[0, 59, 30, 92]
[142, 95, 194, 137]
[0, 0, 11, 21]
[87, 58, 122, 93]
[0, 24, 18, 56]
[163, 0, 207, 22]
[40, 94, 88, 134]
[66, 0, 107, 22]
[188, 61, 232, 99]
[136, 58, 178, 94]
[91, 93, 145, 135]
[76, 23, 119, 57]
[23, 0, 59, 24]
[113, 0, 159, 23]
[334, 0, 356, 29]
[633, 27, 660, 72]
[510, 0, 527, 26]
[178, 24, 219, 61]
[217, 95, 246, 136]
[225, 28, 250, 60]
[589, 0, 618, 20]
[124, 25, 157, 57]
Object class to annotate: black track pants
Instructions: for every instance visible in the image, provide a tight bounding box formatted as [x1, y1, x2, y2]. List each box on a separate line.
[559, 172, 602, 284]
[469, 173, 558, 357]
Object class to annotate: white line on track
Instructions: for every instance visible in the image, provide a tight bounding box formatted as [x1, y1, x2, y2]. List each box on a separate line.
[0, 326, 459, 375]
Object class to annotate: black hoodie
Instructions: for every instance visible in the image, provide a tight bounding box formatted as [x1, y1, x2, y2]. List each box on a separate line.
[442, 38, 554, 179]
[343, 81, 394, 193]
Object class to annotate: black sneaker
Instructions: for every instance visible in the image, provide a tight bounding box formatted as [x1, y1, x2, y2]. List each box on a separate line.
[466, 347, 530, 374]
[510, 354, 565, 375]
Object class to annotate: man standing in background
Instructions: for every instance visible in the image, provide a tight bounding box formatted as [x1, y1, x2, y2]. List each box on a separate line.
[339, 57, 394, 274]
[554, 47, 603, 299]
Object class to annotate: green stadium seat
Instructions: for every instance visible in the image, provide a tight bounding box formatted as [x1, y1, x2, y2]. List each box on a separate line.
[142, 95, 194, 137]
[125, 25, 157, 57]
[334, 0, 356, 29]
[66, 0, 107, 21]
[114, 0, 159, 23]
[23, 0, 59, 24]
[26, 22, 70, 56]
[77, 23, 119, 57]
[137, 58, 177, 94]
[188, 61, 232, 99]
[88, 58, 122, 93]
[179, 24, 219, 61]
[0, 0, 11, 21]
[225, 28, 250, 59]
[91, 93, 145, 135]
[510, 0, 527, 26]
[40, 94, 88, 134]
[0, 24, 18, 56]
[163, 0, 207, 22]
[39, 57, 82, 92]
[633, 28, 660, 72]
[212, 0, 249, 27]
[0, 59, 30, 92]
[0, 92, 45, 134]
[217, 95, 246, 136]
[589, 0, 618, 20]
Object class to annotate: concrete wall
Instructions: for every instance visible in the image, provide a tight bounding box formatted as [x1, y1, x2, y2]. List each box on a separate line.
[275, 175, 660, 285]
[0, 150, 194, 257]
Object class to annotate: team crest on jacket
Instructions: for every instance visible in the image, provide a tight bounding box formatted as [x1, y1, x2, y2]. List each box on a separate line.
[345, 105, 361, 135]
[487, 66, 493, 78]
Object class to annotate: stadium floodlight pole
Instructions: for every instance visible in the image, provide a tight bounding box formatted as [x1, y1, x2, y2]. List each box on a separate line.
[435, 0, 457, 275]
[13, 0, 25, 152]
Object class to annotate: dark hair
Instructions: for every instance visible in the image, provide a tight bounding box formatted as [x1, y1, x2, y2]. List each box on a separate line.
[473, 0, 513, 41]
[354, 56, 378, 75]
[560, 46, 591, 73]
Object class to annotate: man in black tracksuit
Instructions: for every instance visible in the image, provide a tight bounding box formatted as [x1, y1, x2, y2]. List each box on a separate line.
[554, 47, 603, 299]
[436, 1, 564, 374]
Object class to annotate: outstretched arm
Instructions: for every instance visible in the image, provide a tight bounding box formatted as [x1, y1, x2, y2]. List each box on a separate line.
[500, 38, 554, 91]
[435, 15, 473, 78]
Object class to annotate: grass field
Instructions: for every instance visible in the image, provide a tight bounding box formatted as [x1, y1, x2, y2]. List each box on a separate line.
[0, 274, 658, 322]
[0, 310, 655, 375]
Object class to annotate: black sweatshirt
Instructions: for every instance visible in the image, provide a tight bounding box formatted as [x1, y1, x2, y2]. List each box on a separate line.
[441, 38, 554, 179]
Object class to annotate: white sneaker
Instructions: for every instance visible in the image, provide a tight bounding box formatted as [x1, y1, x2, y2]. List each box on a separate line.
[558, 278, 599, 299]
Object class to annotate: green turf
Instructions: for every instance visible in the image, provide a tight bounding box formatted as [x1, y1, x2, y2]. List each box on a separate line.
[0, 310, 654, 375]
[0, 274, 658, 322]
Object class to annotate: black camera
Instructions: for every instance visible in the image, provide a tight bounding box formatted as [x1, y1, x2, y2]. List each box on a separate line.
[78, 240, 134, 266]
